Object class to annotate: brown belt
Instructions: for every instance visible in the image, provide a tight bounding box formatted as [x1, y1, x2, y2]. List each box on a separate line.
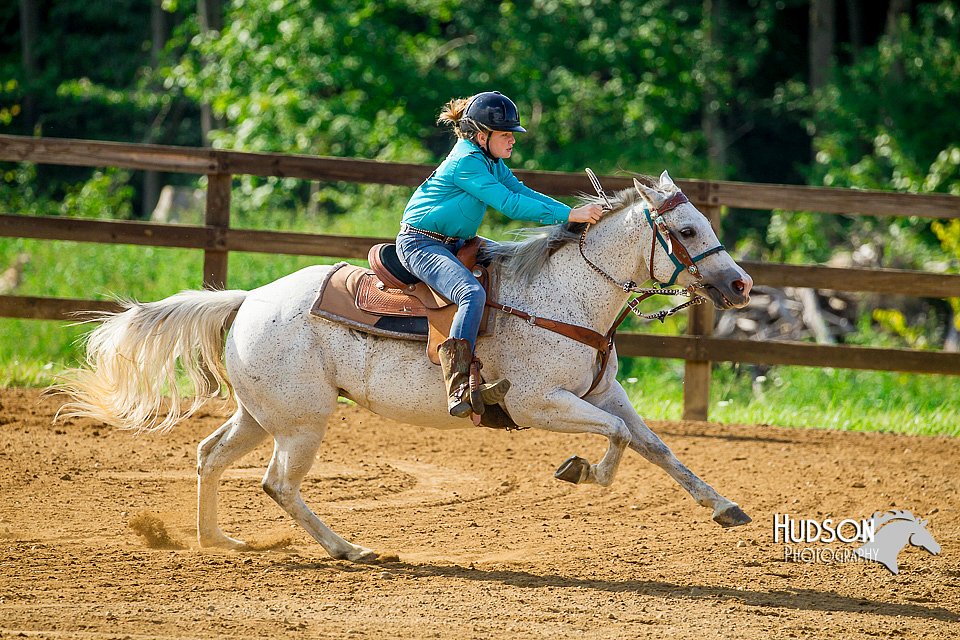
[400, 224, 464, 244]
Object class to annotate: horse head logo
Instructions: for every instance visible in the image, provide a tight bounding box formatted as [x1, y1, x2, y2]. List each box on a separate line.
[854, 510, 940, 574]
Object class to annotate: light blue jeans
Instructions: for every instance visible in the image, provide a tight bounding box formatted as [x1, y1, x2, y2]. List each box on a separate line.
[396, 230, 485, 350]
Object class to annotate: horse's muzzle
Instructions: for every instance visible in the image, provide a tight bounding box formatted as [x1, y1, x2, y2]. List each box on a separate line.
[701, 269, 752, 310]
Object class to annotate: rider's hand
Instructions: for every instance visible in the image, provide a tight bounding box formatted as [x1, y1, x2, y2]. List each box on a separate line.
[569, 203, 606, 224]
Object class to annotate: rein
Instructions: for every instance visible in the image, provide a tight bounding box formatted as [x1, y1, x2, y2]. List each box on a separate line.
[487, 170, 726, 396]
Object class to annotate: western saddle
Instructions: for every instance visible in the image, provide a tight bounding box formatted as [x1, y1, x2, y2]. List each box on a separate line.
[310, 237, 495, 366]
[310, 237, 518, 430]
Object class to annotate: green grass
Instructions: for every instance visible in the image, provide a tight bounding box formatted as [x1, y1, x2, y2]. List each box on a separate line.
[621, 359, 960, 437]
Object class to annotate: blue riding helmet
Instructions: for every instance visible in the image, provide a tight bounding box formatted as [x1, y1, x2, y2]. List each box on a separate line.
[464, 91, 527, 133]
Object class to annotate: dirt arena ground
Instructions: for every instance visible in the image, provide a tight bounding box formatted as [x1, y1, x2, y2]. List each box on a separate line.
[1, 387, 957, 639]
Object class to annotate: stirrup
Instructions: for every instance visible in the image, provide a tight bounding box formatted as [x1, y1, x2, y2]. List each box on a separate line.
[449, 381, 472, 418]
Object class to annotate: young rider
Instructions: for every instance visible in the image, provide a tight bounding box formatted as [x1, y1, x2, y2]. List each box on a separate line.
[396, 91, 604, 419]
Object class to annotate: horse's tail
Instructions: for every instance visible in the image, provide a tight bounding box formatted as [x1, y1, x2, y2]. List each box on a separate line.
[53, 289, 249, 434]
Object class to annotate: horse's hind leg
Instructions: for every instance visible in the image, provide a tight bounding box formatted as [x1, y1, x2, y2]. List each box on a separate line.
[261, 421, 378, 563]
[197, 405, 268, 548]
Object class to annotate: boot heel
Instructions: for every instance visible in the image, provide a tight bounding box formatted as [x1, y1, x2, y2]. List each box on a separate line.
[449, 400, 472, 418]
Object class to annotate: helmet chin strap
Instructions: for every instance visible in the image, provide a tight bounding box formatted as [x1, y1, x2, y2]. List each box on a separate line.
[461, 116, 498, 161]
[475, 128, 497, 161]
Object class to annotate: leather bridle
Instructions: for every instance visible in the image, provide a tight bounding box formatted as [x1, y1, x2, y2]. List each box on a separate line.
[641, 191, 726, 287]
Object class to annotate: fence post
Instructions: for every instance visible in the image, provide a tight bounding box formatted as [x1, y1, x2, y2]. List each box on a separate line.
[203, 173, 231, 289]
[682, 202, 721, 421]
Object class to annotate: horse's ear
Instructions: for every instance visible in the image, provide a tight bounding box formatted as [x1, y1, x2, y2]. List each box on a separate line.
[633, 178, 652, 203]
[633, 178, 666, 209]
[659, 170, 678, 191]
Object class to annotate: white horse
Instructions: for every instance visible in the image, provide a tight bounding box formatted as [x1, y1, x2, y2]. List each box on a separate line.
[57, 171, 754, 562]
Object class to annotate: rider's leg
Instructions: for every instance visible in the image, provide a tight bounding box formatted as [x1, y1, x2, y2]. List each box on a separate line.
[396, 233, 510, 417]
[442, 292, 511, 413]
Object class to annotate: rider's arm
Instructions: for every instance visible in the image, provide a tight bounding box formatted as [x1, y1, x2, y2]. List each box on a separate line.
[452, 154, 570, 225]
[498, 168, 571, 211]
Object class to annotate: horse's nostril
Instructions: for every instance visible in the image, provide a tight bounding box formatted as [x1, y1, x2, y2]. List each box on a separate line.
[732, 275, 754, 298]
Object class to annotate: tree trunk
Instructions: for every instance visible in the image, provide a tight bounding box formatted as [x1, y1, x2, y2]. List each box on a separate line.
[797, 288, 835, 344]
[197, 0, 224, 146]
[18, 0, 40, 132]
[151, 0, 168, 65]
[945, 307, 959, 353]
[702, 0, 728, 178]
[885, 0, 911, 84]
[809, 0, 835, 91]
[845, 0, 863, 58]
[144, 0, 169, 217]
[886, 0, 911, 36]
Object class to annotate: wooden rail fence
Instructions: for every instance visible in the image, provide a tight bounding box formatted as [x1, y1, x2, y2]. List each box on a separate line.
[2, 134, 959, 420]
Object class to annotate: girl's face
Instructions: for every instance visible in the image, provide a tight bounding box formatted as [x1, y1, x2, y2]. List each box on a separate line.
[478, 131, 516, 159]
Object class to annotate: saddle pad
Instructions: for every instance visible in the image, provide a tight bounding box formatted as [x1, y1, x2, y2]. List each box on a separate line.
[310, 262, 428, 341]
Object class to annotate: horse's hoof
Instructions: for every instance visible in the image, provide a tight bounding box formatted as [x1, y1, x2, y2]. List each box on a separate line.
[713, 503, 752, 528]
[555, 456, 590, 484]
[344, 546, 379, 563]
[199, 533, 248, 551]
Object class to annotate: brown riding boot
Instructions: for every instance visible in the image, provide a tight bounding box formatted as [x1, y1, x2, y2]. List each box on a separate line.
[437, 338, 474, 418]
[476, 373, 511, 406]
[438, 338, 512, 418]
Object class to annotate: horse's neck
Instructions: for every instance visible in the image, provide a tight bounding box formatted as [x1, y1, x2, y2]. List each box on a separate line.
[504, 207, 649, 332]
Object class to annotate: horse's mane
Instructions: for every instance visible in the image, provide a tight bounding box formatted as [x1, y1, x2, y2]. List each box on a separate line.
[485, 175, 659, 284]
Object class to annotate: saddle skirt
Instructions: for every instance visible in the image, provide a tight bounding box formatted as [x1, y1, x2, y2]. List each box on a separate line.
[309, 240, 495, 364]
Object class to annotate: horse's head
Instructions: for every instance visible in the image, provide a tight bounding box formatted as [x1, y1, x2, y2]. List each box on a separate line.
[632, 171, 752, 310]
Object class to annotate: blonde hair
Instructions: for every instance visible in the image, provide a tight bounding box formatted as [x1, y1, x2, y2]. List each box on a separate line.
[437, 96, 488, 141]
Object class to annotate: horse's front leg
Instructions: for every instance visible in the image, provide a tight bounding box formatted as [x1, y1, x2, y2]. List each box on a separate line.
[513, 389, 630, 487]
[588, 381, 751, 528]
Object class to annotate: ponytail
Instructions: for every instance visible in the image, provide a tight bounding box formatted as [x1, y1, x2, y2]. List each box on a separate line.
[437, 96, 487, 141]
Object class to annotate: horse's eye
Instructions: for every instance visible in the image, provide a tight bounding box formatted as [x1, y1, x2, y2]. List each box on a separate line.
[679, 227, 697, 239]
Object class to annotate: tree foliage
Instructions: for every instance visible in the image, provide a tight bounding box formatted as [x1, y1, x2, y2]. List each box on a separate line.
[174, 0, 719, 175]
[1, 0, 957, 244]
[811, 2, 960, 195]
[2, 0, 959, 355]
[763, 2, 960, 276]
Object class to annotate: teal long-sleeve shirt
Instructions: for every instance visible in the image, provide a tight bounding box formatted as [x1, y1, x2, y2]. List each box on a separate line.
[402, 139, 571, 239]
